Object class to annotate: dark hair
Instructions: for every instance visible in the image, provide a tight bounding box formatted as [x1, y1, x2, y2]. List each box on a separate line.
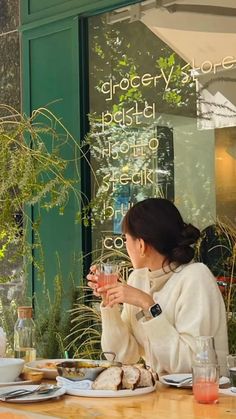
[122, 198, 200, 266]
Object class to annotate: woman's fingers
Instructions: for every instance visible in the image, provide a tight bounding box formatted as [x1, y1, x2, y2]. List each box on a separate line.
[87, 273, 98, 283]
[107, 290, 122, 307]
[87, 280, 97, 295]
[97, 283, 118, 293]
[101, 284, 124, 307]
[86, 264, 99, 284]
[87, 281, 97, 290]
[90, 265, 97, 272]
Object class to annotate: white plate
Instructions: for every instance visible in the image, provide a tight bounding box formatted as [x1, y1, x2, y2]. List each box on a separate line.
[0, 385, 66, 403]
[24, 359, 67, 379]
[0, 378, 33, 388]
[160, 374, 229, 387]
[65, 384, 156, 398]
[160, 373, 192, 387]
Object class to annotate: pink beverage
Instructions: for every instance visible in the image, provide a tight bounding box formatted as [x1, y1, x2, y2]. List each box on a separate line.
[97, 273, 118, 288]
[193, 380, 218, 404]
[192, 363, 219, 404]
[96, 262, 119, 288]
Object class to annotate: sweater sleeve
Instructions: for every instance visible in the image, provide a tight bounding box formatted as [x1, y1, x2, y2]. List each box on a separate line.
[100, 303, 142, 364]
[142, 264, 227, 373]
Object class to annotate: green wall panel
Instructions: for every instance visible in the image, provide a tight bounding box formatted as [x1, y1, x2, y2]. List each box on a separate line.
[22, 17, 81, 305]
[29, 0, 66, 14]
[21, 0, 140, 26]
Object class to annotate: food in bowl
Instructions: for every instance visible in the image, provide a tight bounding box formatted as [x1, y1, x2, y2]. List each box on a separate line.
[57, 359, 122, 381]
[35, 361, 59, 369]
[24, 359, 67, 379]
[0, 358, 25, 383]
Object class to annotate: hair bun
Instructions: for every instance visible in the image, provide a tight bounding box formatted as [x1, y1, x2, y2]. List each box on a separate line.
[178, 223, 200, 246]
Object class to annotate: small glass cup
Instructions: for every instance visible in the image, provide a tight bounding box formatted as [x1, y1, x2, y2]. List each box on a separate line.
[192, 364, 219, 404]
[227, 354, 236, 391]
[96, 262, 119, 288]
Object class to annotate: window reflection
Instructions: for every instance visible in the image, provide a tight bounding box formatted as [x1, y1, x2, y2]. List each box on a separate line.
[88, 0, 236, 255]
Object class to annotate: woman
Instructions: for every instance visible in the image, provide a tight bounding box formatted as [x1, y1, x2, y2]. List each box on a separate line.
[87, 198, 228, 376]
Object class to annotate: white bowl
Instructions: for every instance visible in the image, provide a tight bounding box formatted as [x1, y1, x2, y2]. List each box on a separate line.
[0, 358, 25, 382]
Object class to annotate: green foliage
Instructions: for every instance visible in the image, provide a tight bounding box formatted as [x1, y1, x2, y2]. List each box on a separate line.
[0, 299, 17, 355]
[0, 107, 74, 215]
[35, 272, 78, 359]
[0, 105, 83, 283]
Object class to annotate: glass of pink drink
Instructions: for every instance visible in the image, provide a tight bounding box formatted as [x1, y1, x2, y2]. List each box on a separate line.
[192, 364, 219, 404]
[96, 262, 119, 288]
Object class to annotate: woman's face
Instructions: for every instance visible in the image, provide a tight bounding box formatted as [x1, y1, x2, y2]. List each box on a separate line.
[125, 233, 145, 269]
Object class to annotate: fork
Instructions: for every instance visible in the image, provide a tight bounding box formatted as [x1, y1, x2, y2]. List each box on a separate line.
[176, 378, 192, 387]
[164, 376, 192, 386]
[0, 384, 57, 401]
[0, 387, 40, 401]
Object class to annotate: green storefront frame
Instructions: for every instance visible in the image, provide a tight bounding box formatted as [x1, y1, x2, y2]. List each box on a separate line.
[21, 1, 141, 26]
[20, 0, 141, 306]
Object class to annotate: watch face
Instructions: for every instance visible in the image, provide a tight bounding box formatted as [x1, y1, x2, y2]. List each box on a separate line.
[150, 303, 162, 317]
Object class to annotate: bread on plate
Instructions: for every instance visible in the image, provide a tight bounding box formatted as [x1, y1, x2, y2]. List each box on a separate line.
[135, 366, 155, 387]
[121, 365, 140, 390]
[92, 366, 123, 391]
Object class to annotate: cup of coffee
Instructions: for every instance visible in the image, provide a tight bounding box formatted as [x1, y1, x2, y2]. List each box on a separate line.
[227, 354, 236, 391]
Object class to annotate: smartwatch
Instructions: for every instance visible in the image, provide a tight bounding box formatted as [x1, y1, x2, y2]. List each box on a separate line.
[149, 302, 162, 318]
[136, 303, 162, 321]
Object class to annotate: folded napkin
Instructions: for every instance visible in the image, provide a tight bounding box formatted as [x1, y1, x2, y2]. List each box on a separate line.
[219, 388, 236, 397]
[0, 328, 6, 357]
[56, 376, 92, 390]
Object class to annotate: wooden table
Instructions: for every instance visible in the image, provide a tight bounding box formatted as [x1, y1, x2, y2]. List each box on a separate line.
[0, 383, 235, 419]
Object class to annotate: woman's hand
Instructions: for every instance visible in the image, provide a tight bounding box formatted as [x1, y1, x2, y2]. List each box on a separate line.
[87, 265, 117, 305]
[97, 282, 155, 309]
[86, 265, 100, 298]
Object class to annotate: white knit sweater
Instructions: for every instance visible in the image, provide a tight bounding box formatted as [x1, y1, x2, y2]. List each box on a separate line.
[101, 262, 228, 376]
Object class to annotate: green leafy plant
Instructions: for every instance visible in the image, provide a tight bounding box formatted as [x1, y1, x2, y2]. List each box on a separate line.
[0, 298, 18, 356]
[34, 271, 78, 359]
[0, 104, 84, 283]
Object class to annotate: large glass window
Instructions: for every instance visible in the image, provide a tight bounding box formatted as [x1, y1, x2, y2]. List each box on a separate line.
[88, 0, 236, 256]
